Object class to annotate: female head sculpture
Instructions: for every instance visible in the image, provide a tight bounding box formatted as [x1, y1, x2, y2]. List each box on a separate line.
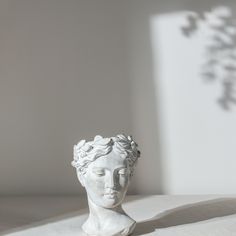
[72, 134, 140, 236]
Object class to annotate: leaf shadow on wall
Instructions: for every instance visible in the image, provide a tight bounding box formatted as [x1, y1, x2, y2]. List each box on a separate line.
[181, 6, 236, 111]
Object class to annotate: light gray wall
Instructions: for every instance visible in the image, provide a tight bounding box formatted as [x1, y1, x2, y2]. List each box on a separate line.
[126, 0, 236, 194]
[0, 0, 132, 195]
[1, 0, 236, 196]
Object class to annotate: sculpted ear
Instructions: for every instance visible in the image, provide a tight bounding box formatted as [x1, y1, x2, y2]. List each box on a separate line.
[77, 171, 85, 187]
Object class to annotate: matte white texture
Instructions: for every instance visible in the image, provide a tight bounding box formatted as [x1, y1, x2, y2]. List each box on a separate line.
[72, 135, 140, 236]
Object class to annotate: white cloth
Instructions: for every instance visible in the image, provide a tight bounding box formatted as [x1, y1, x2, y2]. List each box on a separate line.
[1, 195, 236, 236]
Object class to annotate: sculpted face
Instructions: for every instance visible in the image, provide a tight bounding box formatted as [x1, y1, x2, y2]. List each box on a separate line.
[79, 150, 130, 209]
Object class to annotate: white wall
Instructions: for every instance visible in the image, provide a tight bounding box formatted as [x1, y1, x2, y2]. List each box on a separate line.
[1, 0, 236, 196]
[0, 0, 132, 195]
[126, 0, 236, 194]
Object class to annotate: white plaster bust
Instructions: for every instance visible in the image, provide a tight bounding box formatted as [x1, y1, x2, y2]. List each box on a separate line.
[72, 134, 140, 236]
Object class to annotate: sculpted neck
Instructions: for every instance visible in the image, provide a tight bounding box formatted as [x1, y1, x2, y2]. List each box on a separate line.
[87, 195, 125, 221]
[82, 195, 135, 236]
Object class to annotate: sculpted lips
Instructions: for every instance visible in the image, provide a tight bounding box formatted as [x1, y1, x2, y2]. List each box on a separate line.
[104, 190, 119, 199]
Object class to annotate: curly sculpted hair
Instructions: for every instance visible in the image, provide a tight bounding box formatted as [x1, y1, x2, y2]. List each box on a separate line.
[72, 134, 140, 176]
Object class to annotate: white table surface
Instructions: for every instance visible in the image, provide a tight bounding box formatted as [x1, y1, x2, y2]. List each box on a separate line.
[1, 195, 236, 235]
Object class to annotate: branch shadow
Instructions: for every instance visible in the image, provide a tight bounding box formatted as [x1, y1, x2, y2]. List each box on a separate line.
[180, 6, 236, 110]
[132, 197, 236, 235]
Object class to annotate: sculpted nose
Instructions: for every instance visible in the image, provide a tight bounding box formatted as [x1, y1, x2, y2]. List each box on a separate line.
[106, 173, 116, 189]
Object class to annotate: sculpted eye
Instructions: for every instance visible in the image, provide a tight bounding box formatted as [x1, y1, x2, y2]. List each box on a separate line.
[93, 169, 105, 176]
